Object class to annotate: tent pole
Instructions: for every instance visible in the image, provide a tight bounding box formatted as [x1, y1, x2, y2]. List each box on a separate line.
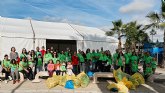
[29, 19, 35, 50]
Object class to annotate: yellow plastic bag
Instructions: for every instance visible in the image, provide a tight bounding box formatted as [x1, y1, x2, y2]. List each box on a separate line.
[45, 77, 59, 89]
[77, 72, 90, 88]
[122, 77, 135, 89]
[66, 74, 76, 80]
[107, 82, 129, 93]
[131, 73, 145, 85]
[59, 75, 67, 86]
[73, 78, 81, 88]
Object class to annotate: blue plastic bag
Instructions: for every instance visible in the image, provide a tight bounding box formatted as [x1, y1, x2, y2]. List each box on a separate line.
[87, 71, 94, 77]
[65, 80, 74, 89]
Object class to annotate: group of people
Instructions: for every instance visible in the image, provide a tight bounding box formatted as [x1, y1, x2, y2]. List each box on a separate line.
[0, 46, 157, 84]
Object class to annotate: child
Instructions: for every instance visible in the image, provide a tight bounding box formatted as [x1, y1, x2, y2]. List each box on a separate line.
[10, 59, 19, 84]
[60, 62, 66, 76]
[36, 54, 43, 73]
[54, 60, 61, 75]
[67, 62, 73, 75]
[47, 59, 54, 77]
[1, 55, 11, 83]
[19, 57, 29, 79]
[151, 58, 157, 74]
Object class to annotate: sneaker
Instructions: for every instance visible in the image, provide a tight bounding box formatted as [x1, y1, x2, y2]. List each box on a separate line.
[5, 80, 8, 84]
[16, 80, 20, 83]
[8, 76, 12, 81]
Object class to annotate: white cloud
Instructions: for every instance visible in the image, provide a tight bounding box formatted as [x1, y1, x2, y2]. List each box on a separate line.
[119, 0, 155, 13]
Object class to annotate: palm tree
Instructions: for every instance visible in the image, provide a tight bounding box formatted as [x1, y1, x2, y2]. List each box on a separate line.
[146, 0, 165, 67]
[150, 29, 157, 42]
[125, 21, 149, 51]
[106, 20, 126, 50]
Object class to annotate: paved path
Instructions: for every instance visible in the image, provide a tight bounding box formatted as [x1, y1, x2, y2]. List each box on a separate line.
[0, 67, 165, 93]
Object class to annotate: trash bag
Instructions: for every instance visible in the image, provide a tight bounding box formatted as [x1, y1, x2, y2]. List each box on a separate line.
[122, 77, 135, 89]
[107, 82, 129, 93]
[87, 71, 94, 77]
[45, 77, 59, 89]
[65, 80, 74, 89]
[59, 75, 67, 86]
[113, 68, 130, 82]
[66, 74, 76, 80]
[73, 78, 81, 88]
[77, 72, 90, 88]
[131, 73, 145, 84]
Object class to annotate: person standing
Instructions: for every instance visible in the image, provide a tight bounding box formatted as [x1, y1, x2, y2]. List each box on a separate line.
[77, 50, 85, 72]
[85, 49, 92, 73]
[72, 51, 79, 75]
[10, 59, 19, 84]
[113, 49, 119, 70]
[124, 51, 130, 74]
[10, 47, 19, 62]
[130, 52, 139, 75]
[40, 46, 46, 57]
[116, 52, 125, 71]
[47, 59, 55, 77]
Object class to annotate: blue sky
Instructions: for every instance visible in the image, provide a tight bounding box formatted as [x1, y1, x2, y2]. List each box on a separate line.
[0, 0, 162, 41]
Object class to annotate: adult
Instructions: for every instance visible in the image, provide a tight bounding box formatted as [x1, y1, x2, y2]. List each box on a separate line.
[72, 51, 79, 75]
[35, 47, 42, 58]
[85, 48, 91, 73]
[77, 50, 85, 72]
[20, 48, 28, 61]
[40, 46, 46, 57]
[10, 47, 19, 62]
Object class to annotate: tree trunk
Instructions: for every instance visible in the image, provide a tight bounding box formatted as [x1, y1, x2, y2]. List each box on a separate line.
[118, 31, 122, 50]
[162, 30, 165, 68]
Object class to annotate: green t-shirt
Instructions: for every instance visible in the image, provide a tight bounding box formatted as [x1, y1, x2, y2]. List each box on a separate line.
[100, 54, 108, 61]
[113, 53, 118, 64]
[117, 57, 123, 66]
[95, 52, 100, 60]
[59, 54, 66, 62]
[10, 64, 18, 71]
[107, 56, 112, 65]
[151, 61, 157, 68]
[86, 53, 92, 60]
[2, 59, 10, 68]
[60, 65, 66, 71]
[145, 67, 153, 75]
[131, 56, 138, 64]
[124, 53, 130, 64]
[77, 53, 85, 63]
[44, 53, 53, 63]
[91, 52, 97, 63]
[52, 57, 59, 64]
[37, 58, 43, 66]
[28, 61, 33, 66]
[20, 53, 27, 60]
[36, 51, 42, 57]
[131, 64, 138, 72]
[19, 61, 28, 71]
[145, 56, 152, 64]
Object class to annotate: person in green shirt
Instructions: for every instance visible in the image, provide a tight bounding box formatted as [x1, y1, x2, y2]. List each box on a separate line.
[100, 51, 108, 72]
[143, 52, 152, 74]
[106, 50, 112, 72]
[130, 52, 139, 75]
[1, 54, 11, 83]
[85, 48, 91, 73]
[10, 59, 19, 84]
[36, 54, 43, 73]
[19, 57, 29, 79]
[20, 48, 28, 61]
[95, 49, 101, 71]
[91, 49, 97, 70]
[113, 49, 119, 70]
[44, 49, 53, 71]
[77, 50, 85, 72]
[151, 57, 157, 74]
[35, 46, 42, 58]
[124, 51, 130, 74]
[60, 62, 66, 76]
[116, 52, 125, 71]
[52, 52, 59, 64]
[59, 51, 66, 63]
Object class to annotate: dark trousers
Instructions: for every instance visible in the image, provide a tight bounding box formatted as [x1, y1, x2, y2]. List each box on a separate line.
[100, 61, 107, 72]
[85, 61, 90, 73]
[56, 70, 61, 75]
[61, 71, 66, 76]
[125, 64, 130, 74]
[116, 66, 123, 71]
[95, 60, 102, 72]
[73, 65, 78, 75]
[48, 70, 54, 77]
[20, 70, 29, 79]
[2, 69, 10, 80]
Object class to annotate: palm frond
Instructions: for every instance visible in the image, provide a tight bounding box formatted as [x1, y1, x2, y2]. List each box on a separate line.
[146, 12, 160, 22]
[105, 31, 115, 36]
[161, 0, 165, 19]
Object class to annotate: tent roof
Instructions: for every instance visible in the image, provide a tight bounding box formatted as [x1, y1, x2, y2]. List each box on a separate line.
[0, 17, 118, 43]
[0, 17, 33, 38]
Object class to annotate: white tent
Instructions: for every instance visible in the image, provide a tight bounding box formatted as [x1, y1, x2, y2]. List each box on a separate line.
[0, 17, 118, 60]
